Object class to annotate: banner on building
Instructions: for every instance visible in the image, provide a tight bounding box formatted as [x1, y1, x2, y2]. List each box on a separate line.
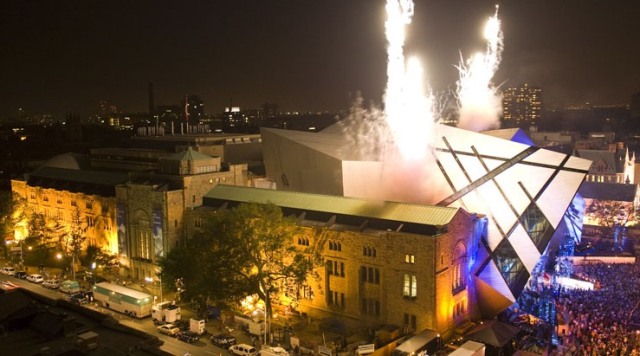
[116, 203, 128, 257]
[153, 208, 164, 257]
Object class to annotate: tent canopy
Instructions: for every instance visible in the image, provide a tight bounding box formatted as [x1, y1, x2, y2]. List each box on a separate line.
[394, 329, 439, 354]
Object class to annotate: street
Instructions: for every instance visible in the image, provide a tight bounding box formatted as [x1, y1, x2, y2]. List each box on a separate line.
[0, 274, 252, 356]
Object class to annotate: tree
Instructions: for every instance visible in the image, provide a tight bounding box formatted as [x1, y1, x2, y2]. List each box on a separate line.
[83, 245, 117, 269]
[0, 190, 13, 248]
[584, 199, 635, 250]
[160, 203, 321, 332]
[584, 199, 634, 230]
[0, 191, 26, 255]
[64, 207, 87, 280]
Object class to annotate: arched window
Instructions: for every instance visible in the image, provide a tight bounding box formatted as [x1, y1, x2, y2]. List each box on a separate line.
[452, 242, 467, 292]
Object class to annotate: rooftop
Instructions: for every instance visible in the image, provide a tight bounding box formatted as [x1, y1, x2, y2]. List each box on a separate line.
[204, 185, 464, 228]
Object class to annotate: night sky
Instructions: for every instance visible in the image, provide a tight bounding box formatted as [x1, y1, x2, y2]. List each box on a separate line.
[2, 0, 639, 118]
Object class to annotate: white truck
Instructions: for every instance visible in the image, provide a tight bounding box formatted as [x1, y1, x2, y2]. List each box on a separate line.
[235, 315, 265, 336]
[92, 282, 152, 318]
[151, 301, 181, 324]
[249, 320, 265, 336]
[189, 318, 206, 335]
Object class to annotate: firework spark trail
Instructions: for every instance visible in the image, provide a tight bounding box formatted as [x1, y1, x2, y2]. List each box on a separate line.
[456, 5, 504, 132]
[338, 2, 504, 204]
[383, 0, 434, 161]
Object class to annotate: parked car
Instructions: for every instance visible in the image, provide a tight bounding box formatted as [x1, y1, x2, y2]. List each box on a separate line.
[157, 324, 180, 337]
[26, 274, 44, 283]
[173, 319, 190, 330]
[0, 266, 16, 275]
[60, 280, 81, 294]
[176, 330, 200, 343]
[259, 347, 290, 356]
[229, 343, 258, 356]
[42, 279, 61, 289]
[210, 333, 237, 348]
[67, 290, 93, 304]
[14, 271, 28, 279]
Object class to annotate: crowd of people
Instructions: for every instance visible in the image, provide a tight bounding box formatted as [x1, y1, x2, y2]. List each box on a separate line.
[555, 262, 640, 355]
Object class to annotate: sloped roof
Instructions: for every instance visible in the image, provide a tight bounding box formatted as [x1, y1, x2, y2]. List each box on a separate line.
[395, 329, 439, 354]
[26, 166, 130, 196]
[204, 185, 461, 227]
[164, 147, 214, 162]
[482, 128, 535, 146]
[262, 128, 372, 161]
[41, 152, 92, 170]
[575, 150, 618, 173]
[465, 320, 520, 347]
[578, 181, 638, 202]
[28, 166, 130, 186]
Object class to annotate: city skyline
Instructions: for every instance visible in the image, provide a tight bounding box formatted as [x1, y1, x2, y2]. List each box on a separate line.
[2, 0, 639, 118]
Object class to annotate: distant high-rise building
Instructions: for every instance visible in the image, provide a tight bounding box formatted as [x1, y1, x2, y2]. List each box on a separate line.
[181, 95, 204, 122]
[502, 84, 542, 129]
[260, 102, 279, 118]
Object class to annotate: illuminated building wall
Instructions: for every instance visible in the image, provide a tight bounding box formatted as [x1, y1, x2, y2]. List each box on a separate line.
[199, 185, 487, 339]
[10, 148, 250, 281]
[11, 177, 120, 255]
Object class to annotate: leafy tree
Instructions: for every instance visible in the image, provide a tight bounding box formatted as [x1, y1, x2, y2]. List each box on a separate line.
[160, 203, 321, 330]
[83, 245, 117, 269]
[0, 190, 13, 246]
[584, 199, 634, 229]
[63, 207, 87, 280]
[26, 212, 51, 246]
[0, 191, 25, 255]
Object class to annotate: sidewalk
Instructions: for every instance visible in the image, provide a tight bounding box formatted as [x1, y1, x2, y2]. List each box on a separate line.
[18, 263, 64, 281]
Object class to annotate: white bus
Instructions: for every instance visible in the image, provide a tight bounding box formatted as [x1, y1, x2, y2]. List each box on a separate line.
[92, 282, 152, 318]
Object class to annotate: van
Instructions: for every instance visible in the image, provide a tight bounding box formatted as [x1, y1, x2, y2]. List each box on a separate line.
[60, 280, 81, 294]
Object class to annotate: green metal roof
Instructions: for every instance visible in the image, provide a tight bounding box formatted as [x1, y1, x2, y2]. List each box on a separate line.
[204, 185, 461, 226]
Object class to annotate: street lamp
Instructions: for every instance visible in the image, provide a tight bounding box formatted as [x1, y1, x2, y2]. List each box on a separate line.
[144, 276, 155, 303]
[91, 262, 96, 285]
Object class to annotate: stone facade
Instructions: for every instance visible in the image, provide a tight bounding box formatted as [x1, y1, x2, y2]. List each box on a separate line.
[10, 148, 249, 284]
[192, 186, 487, 339]
[291, 209, 482, 339]
[11, 179, 119, 254]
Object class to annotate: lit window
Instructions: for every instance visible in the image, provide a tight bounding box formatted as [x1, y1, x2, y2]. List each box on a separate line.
[403, 274, 417, 298]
